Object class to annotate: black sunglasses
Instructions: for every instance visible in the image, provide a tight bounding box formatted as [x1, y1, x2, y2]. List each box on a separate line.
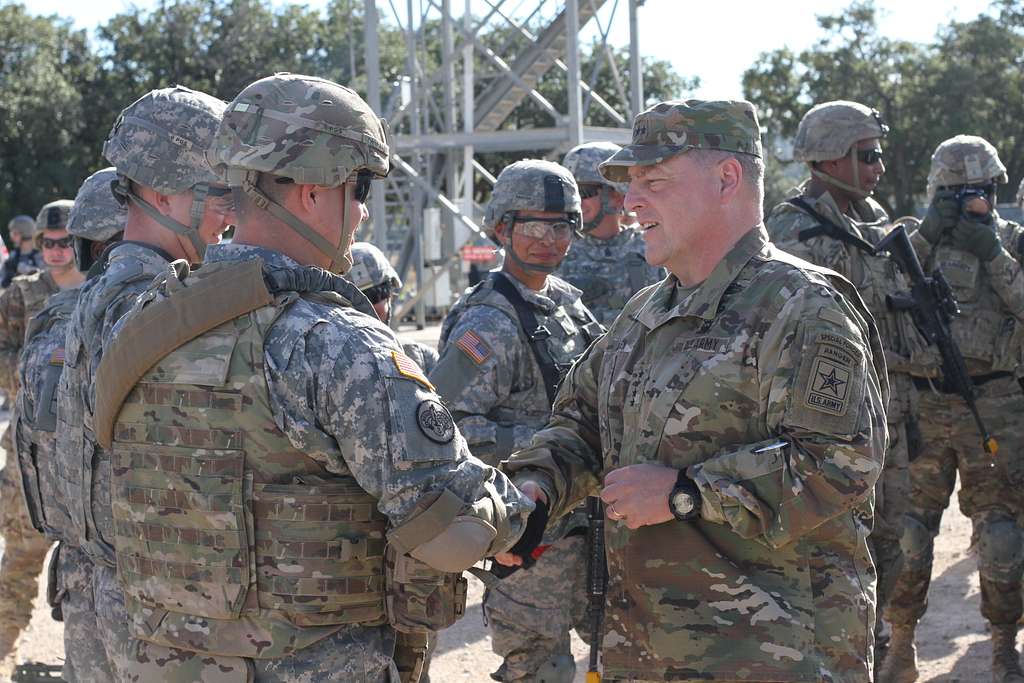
[578, 185, 602, 200]
[352, 170, 374, 203]
[40, 236, 73, 249]
[856, 149, 884, 165]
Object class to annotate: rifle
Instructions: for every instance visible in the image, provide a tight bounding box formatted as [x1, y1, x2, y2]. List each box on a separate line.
[585, 496, 605, 682]
[877, 222, 998, 456]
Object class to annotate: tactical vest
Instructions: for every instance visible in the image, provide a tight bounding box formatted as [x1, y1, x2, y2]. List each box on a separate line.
[13, 270, 59, 326]
[97, 260, 388, 658]
[15, 288, 77, 542]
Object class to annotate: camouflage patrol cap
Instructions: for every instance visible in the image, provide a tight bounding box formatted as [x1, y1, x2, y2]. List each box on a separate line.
[35, 200, 74, 233]
[599, 99, 762, 183]
[347, 242, 402, 292]
[7, 215, 35, 239]
[103, 85, 225, 195]
[927, 135, 1008, 199]
[793, 101, 888, 162]
[483, 160, 581, 234]
[211, 73, 390, 185]
[563, 142, 628, 193]
[68, 168, 127, 242]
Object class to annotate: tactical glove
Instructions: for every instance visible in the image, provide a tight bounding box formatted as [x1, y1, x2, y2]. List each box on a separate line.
[918, 192, 960, 245]
[951, 215, 1001, 261]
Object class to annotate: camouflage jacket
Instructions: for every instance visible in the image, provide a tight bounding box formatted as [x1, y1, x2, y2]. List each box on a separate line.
[402, 340, 438, 375]
[13, 287, 79, 541]
[55, 241, 171, 564]
[0, 269, 58, 395]
[557, 227, 665, 326]
[431, 272, 599, 467]
[766, 186, 928, 419]
[909, 213, 1024, 377]
[504, 226, 888, 682]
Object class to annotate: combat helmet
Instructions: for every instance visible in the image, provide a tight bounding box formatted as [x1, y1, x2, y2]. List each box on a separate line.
[347, 242, 402, 306]
[563, 142, 628, 232]
[793, 100, 888, 197]
[210, 73, 390, 274]
[35, 200, 74, 233]
[103, 85, 227, 259]
[7, 215, 35, 242]
[926, 135, 1008, 200]
[68, 167, 127, 271]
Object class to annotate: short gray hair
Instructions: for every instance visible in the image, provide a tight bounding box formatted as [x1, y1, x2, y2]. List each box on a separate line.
[690, 149, 764, 205]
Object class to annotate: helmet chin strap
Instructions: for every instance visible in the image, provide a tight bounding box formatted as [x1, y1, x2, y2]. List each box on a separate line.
[502, 230, 561, 275]
[114, 177, 211, 261]
[810, 147, 871, 200]
[229, 169, 354, 274]
[582, 186, 625, 232]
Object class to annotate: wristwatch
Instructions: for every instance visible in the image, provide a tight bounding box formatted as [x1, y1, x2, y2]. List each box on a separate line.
[668, 469, 701, 521]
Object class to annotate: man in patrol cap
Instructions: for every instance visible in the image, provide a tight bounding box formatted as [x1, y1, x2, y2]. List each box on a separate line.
[430, 159, 603, 682]
[0, 198, 84, 676]
[880, 136, 1024, 683]
[498, 99, 887, 683]
[557, 142, 664, 326]
[11, 167, 126, 681]
[764, 100, 927, 664]
[346, 241, 439, 373]
[2, 214, 44, 288]
[54, 85, 234, 679]
[93, 73, 534, 682]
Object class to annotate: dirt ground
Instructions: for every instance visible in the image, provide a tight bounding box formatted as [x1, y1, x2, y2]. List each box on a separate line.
[0, 324, 1002, 681]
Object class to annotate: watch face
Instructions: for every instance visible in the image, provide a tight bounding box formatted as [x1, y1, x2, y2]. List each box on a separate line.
[671, 491, 695, 516]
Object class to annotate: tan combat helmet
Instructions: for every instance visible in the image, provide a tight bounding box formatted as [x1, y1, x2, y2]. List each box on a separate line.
[210, 73, 390, 274]
[563, 142, 628, 232]
[68, 167, 128, 271]
[7, 215, 35, 243]
[793, 100, 888, 197]
[103, 85, 227, 259]
[926, 135, 1008, 201]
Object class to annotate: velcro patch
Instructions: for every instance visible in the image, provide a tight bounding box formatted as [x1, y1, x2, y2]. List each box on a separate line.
[454, 330, 492, 365]
[49, 347, 66, 366]
[392, 350, 435, 392]
[804, 357, 851, 416]
[416, 399, 455, 444]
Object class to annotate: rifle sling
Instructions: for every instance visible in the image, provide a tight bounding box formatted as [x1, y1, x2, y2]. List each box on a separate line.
[93, 259, 275, 449]
[788, 197, 878, 256]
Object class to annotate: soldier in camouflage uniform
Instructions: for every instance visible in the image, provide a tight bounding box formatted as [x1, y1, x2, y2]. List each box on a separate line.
[13, 167, 126, 682]
[2, 215, 44, 288]
[430, 160, 603, 683]
[347, 241, 439, 373]
[498, 99, 888, 683]
[557, 142, 664, 326]
[0, 199, 84, 675]
[54, 86, 234, 680]
[92, 73, 533, 683]
[880, 136, 1024, 683]
[764, 101, 928, 664]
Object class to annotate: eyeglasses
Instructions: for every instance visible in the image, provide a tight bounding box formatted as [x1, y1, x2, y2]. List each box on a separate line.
[578, 185, 602, 200]
[856, 149, 884, 165]
[206, 185, 232, 197]
[40, 236, 73, 250]
[511, 217, 575, 241]
[350, 170, 374, 203]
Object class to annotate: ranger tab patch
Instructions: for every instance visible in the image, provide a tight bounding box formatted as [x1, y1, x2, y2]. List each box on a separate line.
[417, 399, 455, 444]
[455, 329, 492, 365]
[392, 350, 435, 392]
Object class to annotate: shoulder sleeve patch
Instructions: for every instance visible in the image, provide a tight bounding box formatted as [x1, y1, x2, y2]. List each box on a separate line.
[454, 329, 493, 365]
[392, 350, 435, 392]
[787, 327, 868, 437]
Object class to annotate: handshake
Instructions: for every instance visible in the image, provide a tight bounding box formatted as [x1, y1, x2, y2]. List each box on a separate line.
[917, 187, 1001, 261]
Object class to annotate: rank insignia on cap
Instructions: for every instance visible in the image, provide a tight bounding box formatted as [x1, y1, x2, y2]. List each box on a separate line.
[455, 330, 492, 365]
[392, 350, 435, 392]
[417, 399, 456, 444]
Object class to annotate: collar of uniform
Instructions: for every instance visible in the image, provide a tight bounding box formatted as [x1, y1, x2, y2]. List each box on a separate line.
[635, 225, 767, 329]
[796, 178, 882, 226]
[496, 270, 560, 313]
[204, 242, 302, 270]
[106, 240, 172, 272]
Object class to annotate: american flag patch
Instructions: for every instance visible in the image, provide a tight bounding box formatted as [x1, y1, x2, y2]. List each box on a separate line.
[49, 348, 65, 366]
[455, 330, 491, 365]
[392, 350, 435, 391]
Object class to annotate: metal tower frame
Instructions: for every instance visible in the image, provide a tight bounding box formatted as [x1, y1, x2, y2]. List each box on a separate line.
[362, 0, 646, 327]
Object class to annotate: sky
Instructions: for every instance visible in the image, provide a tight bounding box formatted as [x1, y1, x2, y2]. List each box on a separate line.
[21, 0, 997, 100]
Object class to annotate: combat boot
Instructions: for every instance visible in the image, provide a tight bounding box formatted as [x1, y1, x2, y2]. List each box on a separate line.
[876, 622, 918, 683]
[991, 623, 1024, 683]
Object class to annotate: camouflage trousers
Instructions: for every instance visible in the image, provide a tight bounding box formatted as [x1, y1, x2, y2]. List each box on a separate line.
[483, 533, 589, 682]
[886, 375, 1024, 627]
[0, 461, 51, 661]
[124, 624, 402, 682]
[52, 544, 115, 682]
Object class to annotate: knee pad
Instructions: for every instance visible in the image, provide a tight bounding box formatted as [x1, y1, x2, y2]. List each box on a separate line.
[530, 654, 575, 683]
[899, 515, 935, 570]
[976, 517, 1024, 583]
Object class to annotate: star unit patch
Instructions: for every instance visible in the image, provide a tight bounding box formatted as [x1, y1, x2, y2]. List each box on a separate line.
[417, 399, 455, 444]
[455, 329, 492, 365]
[805, 357, 851, 416]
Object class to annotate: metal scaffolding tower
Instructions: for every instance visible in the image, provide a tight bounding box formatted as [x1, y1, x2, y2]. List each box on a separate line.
[362, 0, 646, 326]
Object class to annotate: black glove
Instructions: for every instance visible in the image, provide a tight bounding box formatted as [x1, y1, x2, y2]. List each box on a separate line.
[506, 498, 549, 561]
[951, 214, 1001, 261]
[918, 192, 960, 245]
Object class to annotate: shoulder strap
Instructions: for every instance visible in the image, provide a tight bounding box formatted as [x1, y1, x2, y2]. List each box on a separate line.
[787, 196, 878, 256]
[93, 259, 275, 449]
[488, 272, 562, 405]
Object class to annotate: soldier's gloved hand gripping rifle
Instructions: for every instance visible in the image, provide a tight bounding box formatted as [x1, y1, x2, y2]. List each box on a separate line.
[878, 220, 998, 456]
